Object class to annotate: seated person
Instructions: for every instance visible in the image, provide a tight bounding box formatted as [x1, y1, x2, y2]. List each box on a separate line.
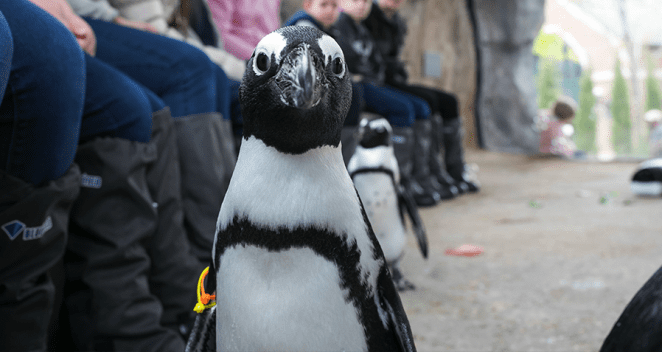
[538, 96, 578, 158]
[364, 0, 479, 194]
[207, 0, 281, 60]
[333, 0, 443, 207]
[2, 1, 198, 350]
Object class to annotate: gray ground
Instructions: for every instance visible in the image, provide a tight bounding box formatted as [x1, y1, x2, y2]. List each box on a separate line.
[397, 150, 662, 351]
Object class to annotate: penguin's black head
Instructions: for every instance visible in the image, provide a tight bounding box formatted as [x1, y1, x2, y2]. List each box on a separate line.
[357, 117, 393, 149]
[239, 26, 352, 154]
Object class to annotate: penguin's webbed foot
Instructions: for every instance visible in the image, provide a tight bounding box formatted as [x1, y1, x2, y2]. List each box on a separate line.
[390, 266, 416, 291]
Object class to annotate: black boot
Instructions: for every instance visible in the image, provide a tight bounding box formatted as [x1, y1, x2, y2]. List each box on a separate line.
[429, 113, 459, 200]
[174, 112, 237, 264]
[392, 125, 440, 207]
[0, 166, 80, 352]
[443, 117, 480, 193]
[147, 108, 204, 340]
[65, 137, 185, 352]
[412, 119, 442, 207]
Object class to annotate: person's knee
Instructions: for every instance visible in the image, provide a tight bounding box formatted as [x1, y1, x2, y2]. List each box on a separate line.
[436, 91, 459, 119]
[111, 84, 153, 143]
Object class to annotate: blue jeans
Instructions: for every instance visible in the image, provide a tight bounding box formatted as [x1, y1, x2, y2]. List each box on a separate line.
[0, 12, 10, 102]
[362, 82, 431, 127]
[80, 54, 154, 144]
[87, 18, 225, 118]
[0, 0, 85, 186]
[0, 1, 158, 186]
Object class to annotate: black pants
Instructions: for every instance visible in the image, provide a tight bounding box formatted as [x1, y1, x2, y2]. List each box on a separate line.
[388, 82, 459, 121]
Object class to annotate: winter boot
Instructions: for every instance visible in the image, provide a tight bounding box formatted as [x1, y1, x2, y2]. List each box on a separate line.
[392, 126, 440, 207]
[0, 165, 80, 352]
[146, 108, 204, 339]
[173, 112, 236, 264]
[411, 119, 442, 207]
[429, 113, 460, 200]
[64, 137, 185, 352]
[443, 117, 480, 193]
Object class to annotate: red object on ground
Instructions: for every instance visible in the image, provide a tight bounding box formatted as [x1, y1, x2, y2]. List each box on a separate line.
[445, 244, 484, 257]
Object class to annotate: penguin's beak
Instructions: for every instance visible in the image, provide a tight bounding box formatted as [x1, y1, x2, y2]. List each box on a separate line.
[275, 44, 321, 109]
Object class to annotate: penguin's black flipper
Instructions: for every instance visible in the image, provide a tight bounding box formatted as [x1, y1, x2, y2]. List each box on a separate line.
[599, 265, 662, 352]
[185, 306, 216, 352]
[378, 266, 417, 352]
[397, 184, 428, 259]
[186, 262, 217, 352]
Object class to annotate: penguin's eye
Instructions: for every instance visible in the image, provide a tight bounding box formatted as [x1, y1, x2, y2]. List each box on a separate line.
[255, 52, 270, 73]
[331, 56, 344, 76]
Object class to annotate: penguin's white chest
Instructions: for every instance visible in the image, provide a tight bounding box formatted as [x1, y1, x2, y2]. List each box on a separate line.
[216, 245, 367, 352]
[353, 174, 406, 263]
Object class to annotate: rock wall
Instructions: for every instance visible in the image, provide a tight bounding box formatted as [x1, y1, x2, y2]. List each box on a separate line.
[397, 0, 478, 148]
[279, 0, 545, 152]
[470, 0, 545, 153]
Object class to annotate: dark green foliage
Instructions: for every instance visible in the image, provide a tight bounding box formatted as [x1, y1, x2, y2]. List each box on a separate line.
[537, 58, 560, 109]
[573, 70, 596, 152]
[645, 55, 661, 112]
[611, 59, 631, 154]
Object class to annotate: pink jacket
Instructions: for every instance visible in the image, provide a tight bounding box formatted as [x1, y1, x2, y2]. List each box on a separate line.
[208, 0, 281, 60]
[538, 111, 575, 157]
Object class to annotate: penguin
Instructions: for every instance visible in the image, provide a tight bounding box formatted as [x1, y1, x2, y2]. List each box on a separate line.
[185, 26, 417, 352]
[347, 116, 428, 291]
[600, 265, 662, 352]
[630, 158, 662, 197]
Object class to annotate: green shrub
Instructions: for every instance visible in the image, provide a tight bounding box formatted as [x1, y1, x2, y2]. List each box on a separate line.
[537, 58, 560, 109]
[644, 55, 661, 112]
[611, 59, 631, 154]
[573, 70, 596, 152]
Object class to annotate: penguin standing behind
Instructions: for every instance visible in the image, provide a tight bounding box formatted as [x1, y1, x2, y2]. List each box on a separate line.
[185, 26, 416, 352]
[347, 117, 428, 291]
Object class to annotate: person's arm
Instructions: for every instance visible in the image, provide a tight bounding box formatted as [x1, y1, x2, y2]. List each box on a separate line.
[30, 0, 97, 56]
[67, 0, 157, 32]
[66, 0, 119, 21]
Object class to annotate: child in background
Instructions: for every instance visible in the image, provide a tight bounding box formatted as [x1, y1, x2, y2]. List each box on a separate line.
[538, 96, 578, 158]
[285, 0, 340, 30]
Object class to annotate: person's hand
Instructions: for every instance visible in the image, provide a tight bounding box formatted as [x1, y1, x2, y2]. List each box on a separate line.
[29, 0, 97, 56]
[69, 15, 97, 56]
[113, 16, 158, 33]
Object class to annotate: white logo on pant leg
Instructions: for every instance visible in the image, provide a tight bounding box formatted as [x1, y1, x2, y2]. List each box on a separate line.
[81, 173, 102, 188]
[1, 217, 53, 241]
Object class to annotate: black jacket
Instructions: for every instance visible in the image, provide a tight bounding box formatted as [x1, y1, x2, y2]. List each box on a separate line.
[332, 12, 385, 85]
[363, 4, 409, 86]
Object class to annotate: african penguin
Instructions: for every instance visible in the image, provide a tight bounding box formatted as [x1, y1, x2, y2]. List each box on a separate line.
[348, 117, 429, 291]
[600, 264, 662, 352]
[630, 158, 662, 197]
[185, 26, 417, 352]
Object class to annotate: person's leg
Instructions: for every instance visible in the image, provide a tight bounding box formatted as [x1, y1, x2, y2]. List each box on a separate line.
[362, 83, 440, 206]
[0, 2, 83, 351]
[0, 12, 9, 102]
[88, 18, 236, 266]
[87, 18, 216, 117]
[362, 82, 415, 128]
[379, 85, 441, 207]
[388, 83, 461, 198]
[64, 55, 186, 352]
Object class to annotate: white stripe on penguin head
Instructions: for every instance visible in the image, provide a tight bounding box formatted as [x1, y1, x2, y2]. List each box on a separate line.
[317, 35, 346, 78]
[252, 32, 288, 76]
